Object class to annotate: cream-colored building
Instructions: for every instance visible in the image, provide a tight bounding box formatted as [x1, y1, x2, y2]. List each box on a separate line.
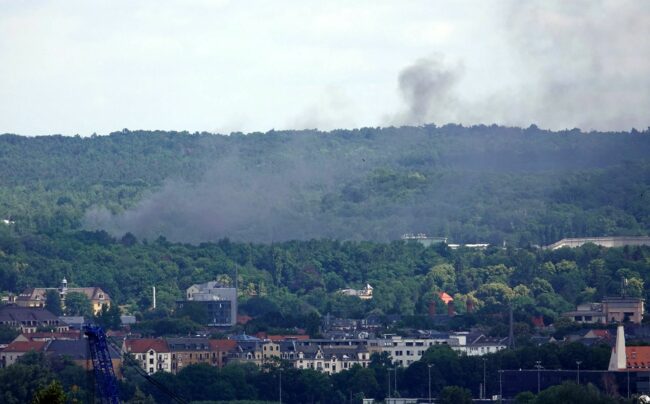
[294, 345, 370, 374]
[16, 278, 111, 315]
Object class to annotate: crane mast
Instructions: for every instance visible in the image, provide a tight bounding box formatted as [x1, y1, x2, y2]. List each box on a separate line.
[84, 324, 120, 404]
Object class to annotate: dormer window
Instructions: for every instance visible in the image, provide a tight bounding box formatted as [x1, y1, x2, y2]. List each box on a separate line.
[99, 294, 104, 299]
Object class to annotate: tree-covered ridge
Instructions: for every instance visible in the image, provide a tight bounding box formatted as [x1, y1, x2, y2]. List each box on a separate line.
[1, 125, 650, 244]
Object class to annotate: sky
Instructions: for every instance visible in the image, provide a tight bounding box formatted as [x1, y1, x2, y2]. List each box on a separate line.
[1, 0, 649, 136]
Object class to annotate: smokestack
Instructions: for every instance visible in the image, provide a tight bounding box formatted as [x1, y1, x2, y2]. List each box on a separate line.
[428, 301, 436, 317]
[609, 324, 627, 371]
[447, 301, 456, 316]
[152, 286, 156, 310]
[466, 298, 474, 314]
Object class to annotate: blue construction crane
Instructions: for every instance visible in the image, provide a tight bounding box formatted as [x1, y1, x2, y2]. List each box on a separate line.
[84, 324, 120, 404]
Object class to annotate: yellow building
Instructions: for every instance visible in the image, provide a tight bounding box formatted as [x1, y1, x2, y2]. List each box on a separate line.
[15, 278, 111, 315]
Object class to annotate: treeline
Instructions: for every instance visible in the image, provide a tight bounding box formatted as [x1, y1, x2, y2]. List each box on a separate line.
[0, 126, 649, 244]
[1, 227, 649, 335]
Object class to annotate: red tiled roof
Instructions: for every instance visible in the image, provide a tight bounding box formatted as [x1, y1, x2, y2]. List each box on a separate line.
[124, 339, 169, 353]
[209, 339, 237, 352]
[2, 340, 47, 353]
[438, 292, 454, 304]
[237, 315, 252, 325]
[591, 329, 610, 339]
[626, 346, 650, 369]
[531, 316, 545, 328]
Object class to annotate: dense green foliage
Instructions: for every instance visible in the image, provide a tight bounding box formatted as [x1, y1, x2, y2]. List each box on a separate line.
[1, 126, 649, 244]
[2, 223, 650, 334]
[0, 221, 650, 335]
[0, 352, 90, 404]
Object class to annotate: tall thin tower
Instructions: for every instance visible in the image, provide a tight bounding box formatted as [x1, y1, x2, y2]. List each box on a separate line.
[508, 305, 515, 349]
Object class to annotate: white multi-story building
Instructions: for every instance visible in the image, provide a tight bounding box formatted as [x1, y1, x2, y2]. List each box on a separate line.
[369, 333, 507, 367]
[124, 339, 172, 374]
[294, 345, 371, 374]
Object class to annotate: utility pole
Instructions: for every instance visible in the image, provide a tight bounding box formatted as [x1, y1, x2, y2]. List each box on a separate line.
[576, 361, 582, 384]
[482, 358, 487, 399]
[428, 364, 433, 404]
[535, 361, 542, 394]
[499, 370, 503, 403]
[394, 367, 397, 396]
[388, 368, 392, 399]
[279, 368, 282, 404]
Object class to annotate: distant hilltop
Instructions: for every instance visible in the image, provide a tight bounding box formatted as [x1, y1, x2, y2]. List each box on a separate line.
[546, 236, 650, 250]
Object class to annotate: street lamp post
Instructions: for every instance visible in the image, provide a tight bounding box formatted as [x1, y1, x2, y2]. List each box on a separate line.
[482, 358, 487, 399]
[576, 361, 582, 384]
[388, 368, 392, 399]
[394, 367, 397, 396]
[499, 370, 503, 403]
[279, 368, 282, 404]
[428, 364, 433, 404]
[534, 361, 542, 394]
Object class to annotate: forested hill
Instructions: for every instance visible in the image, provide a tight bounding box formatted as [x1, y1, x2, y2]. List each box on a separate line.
[1, 125, 649, 245]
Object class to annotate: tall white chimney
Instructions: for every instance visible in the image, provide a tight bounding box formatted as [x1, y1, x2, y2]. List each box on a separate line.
[617, 324, 627, 370]
[152, 286, 156, 310]
[609, 324, 627, 370]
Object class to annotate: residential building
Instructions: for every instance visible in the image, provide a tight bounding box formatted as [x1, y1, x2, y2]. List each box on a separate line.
[46, 339, 122, 376]
[167, 337, 212, 374]
[338, 284, 374, 300]
[0, 306, 68, 333]
[0, 340, 47, 368]
[563, 297, 644, 325]
[124, 339, 172, 374]
[13, 330, 81, 342]
[373, 335, 455, 367]
[209, 339, 237, 368]
[608, 325, 650, 371]
[15, 278, 111, 315]
[547, 236, 650, 250]
[602, 297, 644, 324]
[294, 345, 371, 374]
[181, 281, 237, 326]
[229, 340, 264, 366]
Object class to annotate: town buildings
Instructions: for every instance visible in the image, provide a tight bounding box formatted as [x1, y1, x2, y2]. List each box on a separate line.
[15, 278, 111, 315]
[123, 339, 172, 375]
[180, 281, 237, 326]
[0, 306, 69, 333]
[338, 284, 373, 300]
[563, 297, 645, 325]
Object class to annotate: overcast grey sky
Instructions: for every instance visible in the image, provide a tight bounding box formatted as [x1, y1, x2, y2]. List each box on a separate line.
[1, 0, 648, 135]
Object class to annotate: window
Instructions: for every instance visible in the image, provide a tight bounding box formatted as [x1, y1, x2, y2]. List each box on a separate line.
[149, 358, 154, 364]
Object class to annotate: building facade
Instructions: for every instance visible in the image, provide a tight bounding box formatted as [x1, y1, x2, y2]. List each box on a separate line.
[167, 337, 212, 374]
[15, 278, 111, 315]
[182, 281, 237, 326]
[124, 339, 172, 375]
[0, 306, 68, 333]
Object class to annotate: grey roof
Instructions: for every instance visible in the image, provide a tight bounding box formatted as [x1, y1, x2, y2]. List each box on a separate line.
[166, 338, 210, 351]
[60, 316, 85, 325]
[46, 339, 121, 360]
[120, 315, 136, 325]
[0, 306, 59, 322]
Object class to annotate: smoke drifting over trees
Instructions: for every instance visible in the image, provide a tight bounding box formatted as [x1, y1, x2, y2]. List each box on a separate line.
[80, 127, 650, 244]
